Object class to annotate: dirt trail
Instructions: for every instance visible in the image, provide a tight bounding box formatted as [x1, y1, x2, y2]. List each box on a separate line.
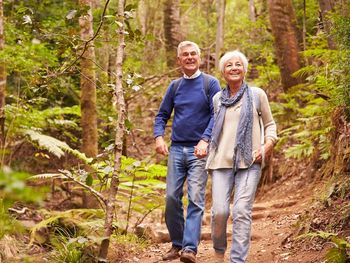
[128, 172, 323, 263]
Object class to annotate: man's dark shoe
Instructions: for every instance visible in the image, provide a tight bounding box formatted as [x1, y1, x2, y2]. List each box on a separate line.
[180, 250, 196, 263]
[162, 246, 181, 261]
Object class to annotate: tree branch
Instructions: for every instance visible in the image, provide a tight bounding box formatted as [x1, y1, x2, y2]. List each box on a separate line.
[58, 169, 107, 210]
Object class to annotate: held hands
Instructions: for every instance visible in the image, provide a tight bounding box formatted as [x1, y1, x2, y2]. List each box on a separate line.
[194, 139, 209, 159]
[155, 136, 168, 155]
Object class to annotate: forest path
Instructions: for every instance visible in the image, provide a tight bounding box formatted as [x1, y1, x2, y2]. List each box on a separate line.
[127, 172, 322, 263]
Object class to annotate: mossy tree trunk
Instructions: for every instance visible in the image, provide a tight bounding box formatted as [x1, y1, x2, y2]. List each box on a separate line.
[79, 0, 98, 158]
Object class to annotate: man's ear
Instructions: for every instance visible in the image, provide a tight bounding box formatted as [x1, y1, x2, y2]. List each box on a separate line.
[176, 57, 181, 65]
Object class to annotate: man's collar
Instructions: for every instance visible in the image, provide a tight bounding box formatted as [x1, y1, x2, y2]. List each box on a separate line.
[183, 70, 201, 79]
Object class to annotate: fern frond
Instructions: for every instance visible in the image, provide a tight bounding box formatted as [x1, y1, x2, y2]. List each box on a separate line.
[292, 65, 316, 78]
[29, 173, 67, 180]
[297, 231, 337, 240]
[24, 130, 93, 164]
[25, 130, 69, 158]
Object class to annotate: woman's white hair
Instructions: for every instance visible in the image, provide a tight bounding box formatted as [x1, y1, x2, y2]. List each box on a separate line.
[177, 41, 201, 57]
[219, 50, 249, 73]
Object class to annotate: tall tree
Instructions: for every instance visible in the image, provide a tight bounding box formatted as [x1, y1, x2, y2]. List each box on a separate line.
[268, 0, 302, 90]
[248, 0, 257, 22]
[163, 0, 182, 68]
[318, 0, 336, 49]
[98, 0, 126, 260]
[215, 0, 225, 69]
[79, 0, 98, 157]
[0, 0, 5, 149]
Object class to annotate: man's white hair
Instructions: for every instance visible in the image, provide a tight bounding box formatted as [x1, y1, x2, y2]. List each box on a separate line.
[177, 41, 201, 57]
[219, 50, 249, 73]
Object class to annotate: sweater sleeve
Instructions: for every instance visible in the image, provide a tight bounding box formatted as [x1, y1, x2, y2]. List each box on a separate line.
[201, 78, 221, 141]
[153, 82, 175, 138]
[259, 89, 278, 143]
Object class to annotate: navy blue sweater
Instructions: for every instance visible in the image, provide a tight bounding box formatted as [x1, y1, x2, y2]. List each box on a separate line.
[154, 73, 221, 146]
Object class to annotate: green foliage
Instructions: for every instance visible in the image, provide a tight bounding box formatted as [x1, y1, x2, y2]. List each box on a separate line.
[117, 156, 166, 231]
[0, 168, 44, 238]
[3, 99, 82, 168]
[6, 104, 80, 129]
[27, 209, 104, 262]
[30, 209, 105, 245]
[278, 2, 350, 161]
[0, 200, 24, 239]
[25, 130, 91, 163]
[331, 4, 350, 119]
[28, 133, 167, 231]
[276, 81, 333, 161]
[3, 0, 81, 108]
[293, 0, 320, 38]
[50, 235, 99, 263]
[298, 231, 350, 263]
[0, 167, 44, 208]
[113, 231, 148, 248]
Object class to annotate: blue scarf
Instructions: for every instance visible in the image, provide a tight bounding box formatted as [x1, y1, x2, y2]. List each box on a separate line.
[211, 82, 253, 171]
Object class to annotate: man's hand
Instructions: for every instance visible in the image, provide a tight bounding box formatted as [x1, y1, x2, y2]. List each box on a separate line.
[155, 136, 168, 155]
[194, 139, 209, 158]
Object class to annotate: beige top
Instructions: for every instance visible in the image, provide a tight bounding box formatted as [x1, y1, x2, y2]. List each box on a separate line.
[206, 87, 277, 170]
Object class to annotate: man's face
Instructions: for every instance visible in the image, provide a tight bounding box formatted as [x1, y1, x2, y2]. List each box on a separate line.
[177, 45, 201, 76]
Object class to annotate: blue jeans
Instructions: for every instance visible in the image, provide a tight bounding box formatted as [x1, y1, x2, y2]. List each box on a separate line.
[211, 164, 261, 263]
[165, 145, 208, 253]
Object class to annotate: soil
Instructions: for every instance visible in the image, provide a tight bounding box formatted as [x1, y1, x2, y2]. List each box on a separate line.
[123, 166, 328, 263]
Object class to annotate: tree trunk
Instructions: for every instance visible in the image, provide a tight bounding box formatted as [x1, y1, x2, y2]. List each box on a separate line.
[318, 0, 336, 49]
[302, 0, 307, 51]
[138, 0, 147, 35]
[268, 0, 302, 91]
[79, 0, 98, 157]
[215, 0, 225, 69]
[0, 0, 5, 149]
[137, 0, 163, 70]
[163, 0, 182, 68]
[98, 0, 126, 261]
[248, 0, 257, 22]
[247, 0, 259, 79]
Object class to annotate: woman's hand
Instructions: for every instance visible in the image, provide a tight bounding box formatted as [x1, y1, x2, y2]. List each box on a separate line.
[253, 139, 275, 163]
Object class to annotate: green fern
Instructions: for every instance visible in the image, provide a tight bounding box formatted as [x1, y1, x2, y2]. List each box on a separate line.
[30, 209, 105, 245]
[298, 231, 350, 263]
[24, 130, 93, 163]
[25, 130, 70, 158]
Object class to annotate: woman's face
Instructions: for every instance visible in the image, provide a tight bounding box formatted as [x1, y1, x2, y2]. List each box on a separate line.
[223, 57, 245, 85]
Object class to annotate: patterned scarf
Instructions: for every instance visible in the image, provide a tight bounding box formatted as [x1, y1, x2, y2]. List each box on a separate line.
[211, 82, 253, 171]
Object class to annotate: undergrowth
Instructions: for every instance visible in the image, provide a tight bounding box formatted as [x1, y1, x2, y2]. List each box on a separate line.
[293, 174, 350, 263]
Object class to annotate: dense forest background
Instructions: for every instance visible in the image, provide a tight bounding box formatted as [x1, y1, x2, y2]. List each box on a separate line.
[0, 0, 349, 262]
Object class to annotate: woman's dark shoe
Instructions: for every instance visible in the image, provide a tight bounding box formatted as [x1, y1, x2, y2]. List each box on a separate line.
[180, 250, 196, 263]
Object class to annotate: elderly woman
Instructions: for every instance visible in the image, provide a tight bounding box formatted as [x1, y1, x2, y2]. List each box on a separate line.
[206, 50, 277, 263]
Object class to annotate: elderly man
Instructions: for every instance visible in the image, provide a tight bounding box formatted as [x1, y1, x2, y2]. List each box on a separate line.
[154, 41, 220, 263]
